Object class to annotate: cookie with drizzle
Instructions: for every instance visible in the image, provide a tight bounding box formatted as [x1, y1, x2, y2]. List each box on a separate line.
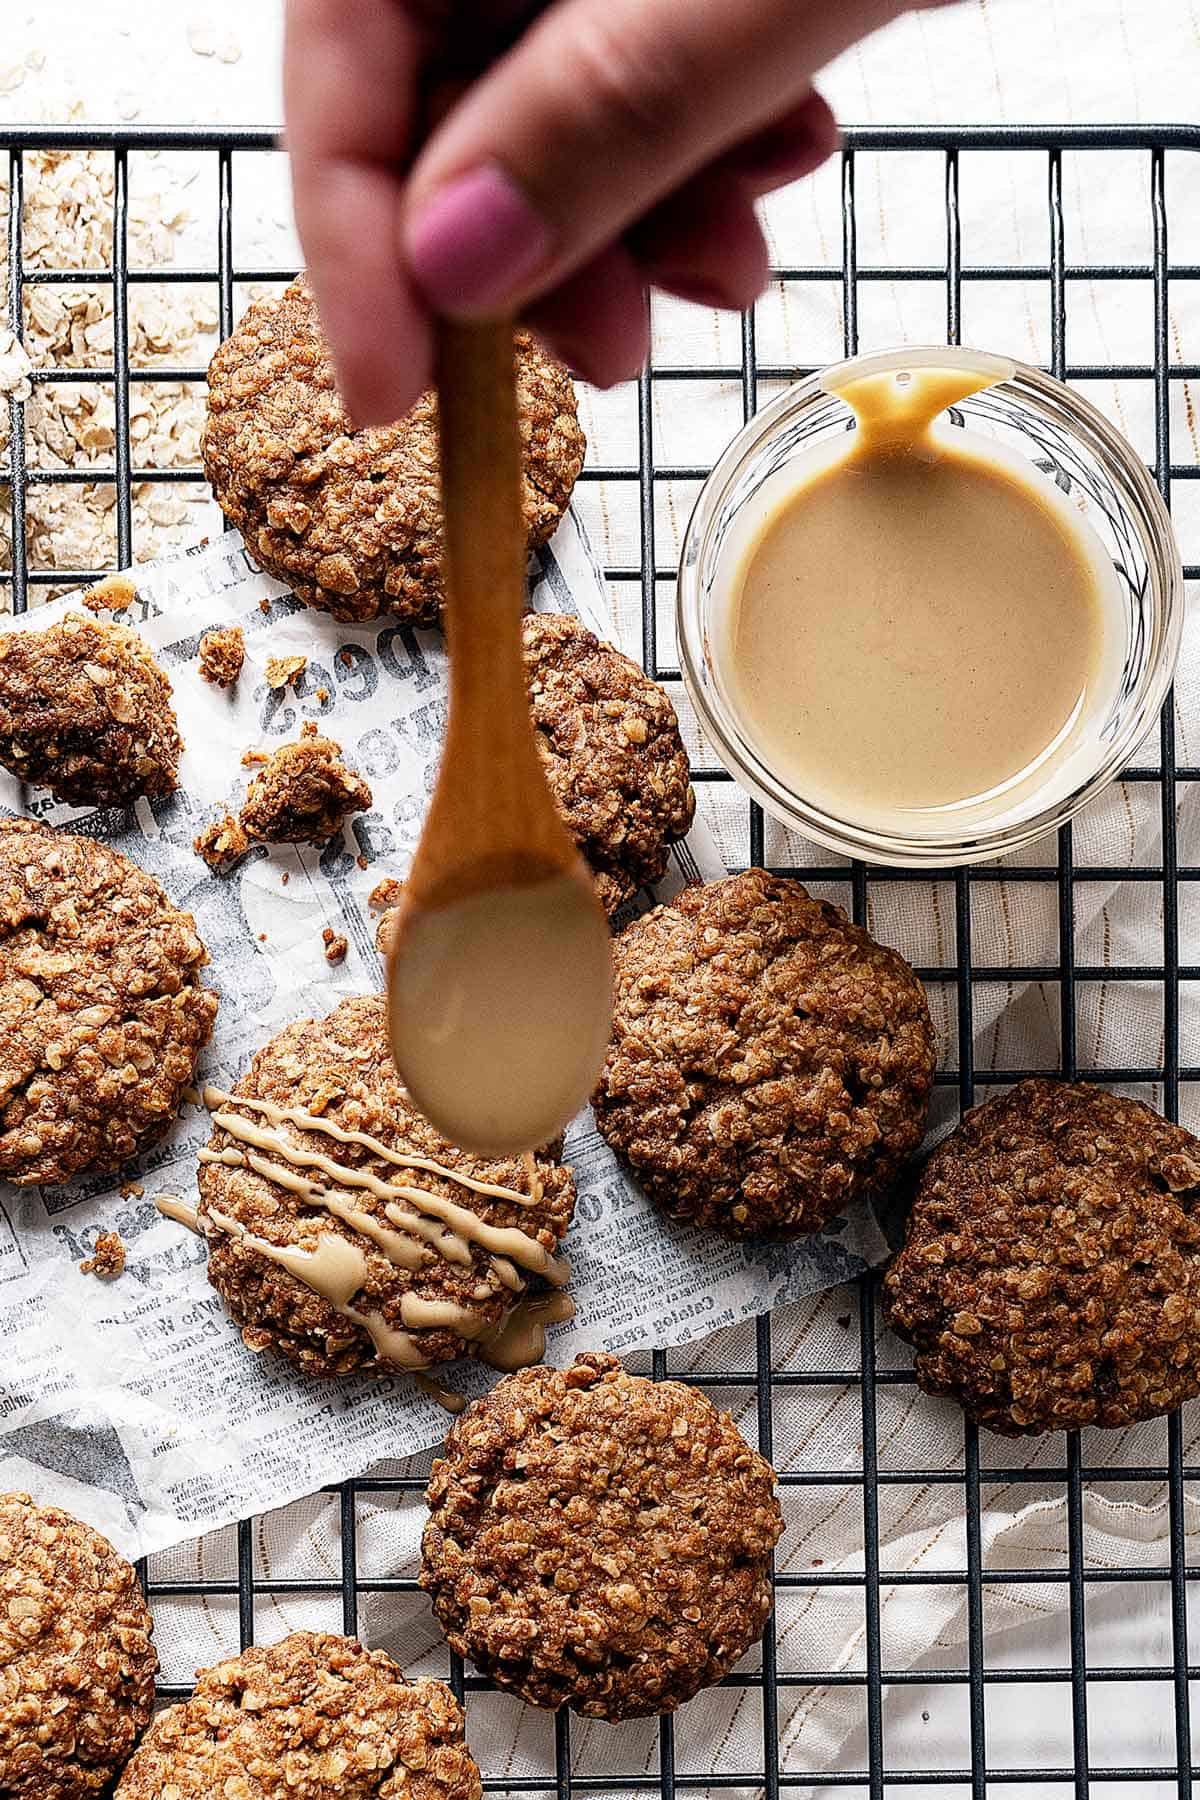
[189, 996, 576, 1380]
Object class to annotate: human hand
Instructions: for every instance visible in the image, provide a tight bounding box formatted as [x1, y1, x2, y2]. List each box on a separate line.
[285, 0, 951, 425]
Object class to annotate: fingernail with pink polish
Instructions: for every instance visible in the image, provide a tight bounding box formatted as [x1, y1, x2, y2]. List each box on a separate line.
[406, 164, 553, 315]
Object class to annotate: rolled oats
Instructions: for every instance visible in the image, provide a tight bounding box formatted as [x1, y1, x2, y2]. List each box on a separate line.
[240, 732, 372, 845]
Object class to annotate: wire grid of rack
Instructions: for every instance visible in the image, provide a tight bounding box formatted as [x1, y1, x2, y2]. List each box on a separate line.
[3, 121, 1200, 1796]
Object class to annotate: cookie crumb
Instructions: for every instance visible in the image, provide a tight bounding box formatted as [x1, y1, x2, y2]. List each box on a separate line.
[301, 719, 318, 738]
[82, 573, 137, 614]
[194, 812, 250, 872]
[265, 653, 307, 689]
[281, 871, 290, 886]
[323, 929, 348, 965]
[240, 733, 372, 847]
[120, 1180, 144, 1200]
[421, 1352, 782, 1719]
[315, 685, 330, 704]
[80, 1230, 126, 1278]
[356, 853, 369, 870]
[258, 598, 271, 615]
[240, 745, 270, 766]
[369, 876, 403, 913]
[198, 625, 245, 687]
[258, 931, 268, 942]
[339, 647, 353, 667]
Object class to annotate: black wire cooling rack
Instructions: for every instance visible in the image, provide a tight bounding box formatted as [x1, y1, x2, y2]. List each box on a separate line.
[4, 121, 1200, 1797]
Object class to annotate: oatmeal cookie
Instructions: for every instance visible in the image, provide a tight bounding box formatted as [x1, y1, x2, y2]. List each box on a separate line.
[196, 994, 575, 1378]
[193, 811, 251, 872]
[524, 611, 694, 915]
[883, 1079, 1200, 1435]
[0, 1491, 156, 1800]
[421, 1351, 783, 1719]
[240, 732, 371, 845]
[197, 624, 244, 687]
[0, 818, 218, 1185]
[203, 275, 584, 623]
[81, 575, 136, 615]
[592, 869, 934, 1239]
[114, 1631, 480, 1800]
[0, 612, 181, 807]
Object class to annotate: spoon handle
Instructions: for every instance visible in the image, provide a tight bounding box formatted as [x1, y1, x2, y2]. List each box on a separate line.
[408, 319, 575, 903]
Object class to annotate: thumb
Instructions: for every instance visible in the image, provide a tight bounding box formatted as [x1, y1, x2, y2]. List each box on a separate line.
[403, 0, 913, 318]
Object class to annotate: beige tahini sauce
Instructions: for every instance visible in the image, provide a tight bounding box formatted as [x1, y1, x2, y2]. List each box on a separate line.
[174, 1087, 574, 1377]
[716, 352, 1124, 833]
[387, 874, 614, 1159]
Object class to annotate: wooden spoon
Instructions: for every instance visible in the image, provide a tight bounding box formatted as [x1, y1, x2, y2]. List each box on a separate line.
[386, 319, 613, 1157]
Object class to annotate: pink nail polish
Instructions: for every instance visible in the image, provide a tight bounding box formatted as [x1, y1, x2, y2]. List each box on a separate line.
[406, 163, 553, 315]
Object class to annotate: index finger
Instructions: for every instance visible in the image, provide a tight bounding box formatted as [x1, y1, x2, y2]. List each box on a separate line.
[284, 0, 431, 424]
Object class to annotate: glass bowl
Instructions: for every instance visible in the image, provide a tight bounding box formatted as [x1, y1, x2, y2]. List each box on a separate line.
[676, 345, 1184, 867]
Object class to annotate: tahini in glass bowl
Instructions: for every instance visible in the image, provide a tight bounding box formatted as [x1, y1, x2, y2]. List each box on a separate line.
[676, 344, 1184, 868]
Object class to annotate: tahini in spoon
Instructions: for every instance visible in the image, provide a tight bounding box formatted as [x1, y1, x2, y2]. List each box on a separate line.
[387, 319, 613, 1158]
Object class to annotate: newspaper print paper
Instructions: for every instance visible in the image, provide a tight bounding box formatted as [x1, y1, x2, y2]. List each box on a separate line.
[0, 516, 887, 1558]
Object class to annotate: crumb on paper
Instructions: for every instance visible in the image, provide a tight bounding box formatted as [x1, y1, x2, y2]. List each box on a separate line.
[258, 931, 267, 942]
[120, 1181, 144, 1201]
[301, 720, 318, 739]
[281, 871, 289, 886]
[258, 598, 271, 616]
[198, 625, 245, 687]
[80, 1230, 125, 1278]
[240, 746, 270, 766]
[194, 812, 250, 873]
[369, 877, 403, 913]
[339, 648, 353, 667]
[323, 928, 348, 965]
[265, 653, 306, 689]
[356, 854, 368, 870]
[240, 733, 372, 846]
[82, 573, 137, 613]
[375, 907, 400, 957]
[315, 686, 329, 704]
